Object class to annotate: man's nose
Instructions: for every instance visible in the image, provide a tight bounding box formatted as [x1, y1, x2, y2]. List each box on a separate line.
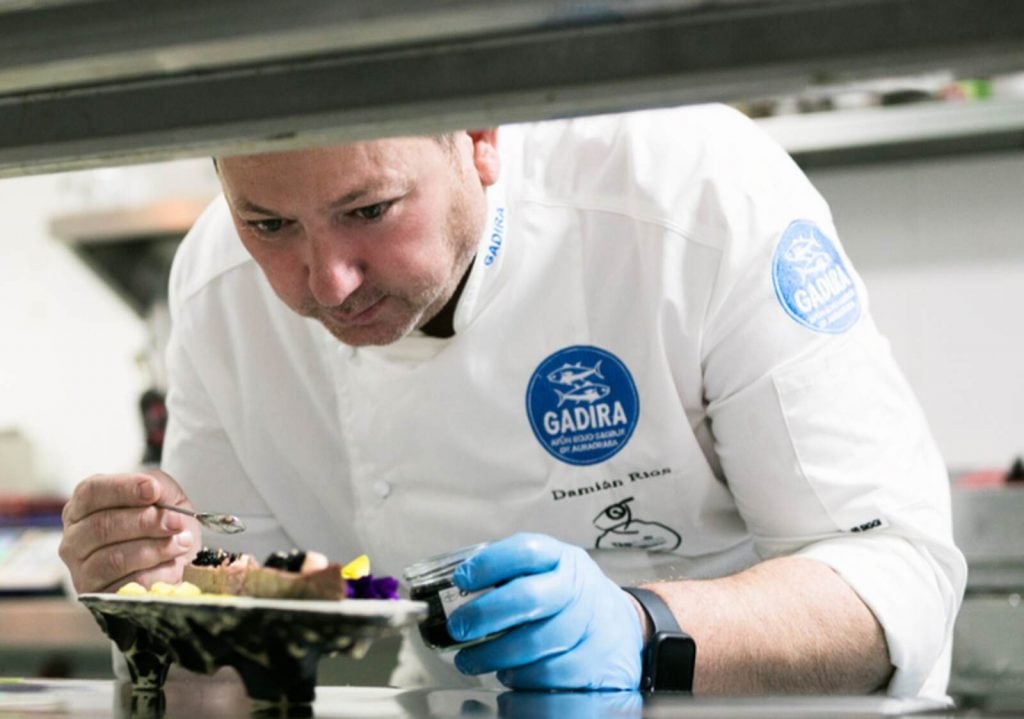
[306, 233, 364, 307]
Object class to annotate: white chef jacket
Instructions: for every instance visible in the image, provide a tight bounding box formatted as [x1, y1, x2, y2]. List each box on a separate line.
[162, 104, 965, 699]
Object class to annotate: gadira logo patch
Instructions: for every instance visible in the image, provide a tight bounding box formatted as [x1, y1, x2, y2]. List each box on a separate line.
[772, 219, 861, 334]
[526, 345, 639, 466]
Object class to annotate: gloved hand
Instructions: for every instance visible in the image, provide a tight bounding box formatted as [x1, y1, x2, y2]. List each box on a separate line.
[447, 532, 644, 690]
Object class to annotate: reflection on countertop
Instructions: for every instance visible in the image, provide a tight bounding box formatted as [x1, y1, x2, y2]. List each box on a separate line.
[0, 674, 967, 719]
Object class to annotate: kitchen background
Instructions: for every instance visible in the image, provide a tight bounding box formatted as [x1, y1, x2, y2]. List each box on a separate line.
[0, 71, 1021, 704]
[0, 160, 220, 496]
[2, 79, 1021, 494]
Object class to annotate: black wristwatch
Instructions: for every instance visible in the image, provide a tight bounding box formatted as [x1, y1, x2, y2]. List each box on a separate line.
[623, 586, 696, 693]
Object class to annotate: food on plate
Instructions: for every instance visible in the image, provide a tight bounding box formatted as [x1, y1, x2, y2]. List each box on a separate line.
[181, 548, 259, 595]
[115, 547, 400, 600]
[117, 580, 203, 598]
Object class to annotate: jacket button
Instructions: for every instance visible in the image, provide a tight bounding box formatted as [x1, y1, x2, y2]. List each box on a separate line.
[373, 480, 391, 498]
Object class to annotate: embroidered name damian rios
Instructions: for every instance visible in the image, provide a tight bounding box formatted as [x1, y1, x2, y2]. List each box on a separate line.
[551, 467, 671, 501]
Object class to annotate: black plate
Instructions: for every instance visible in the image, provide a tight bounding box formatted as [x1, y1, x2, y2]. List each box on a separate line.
[79, 593, 427, 705]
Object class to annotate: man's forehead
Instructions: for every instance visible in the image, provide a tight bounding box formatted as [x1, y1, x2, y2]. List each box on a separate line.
[216, 136, 435, 171]
[216, 139, 430, 212]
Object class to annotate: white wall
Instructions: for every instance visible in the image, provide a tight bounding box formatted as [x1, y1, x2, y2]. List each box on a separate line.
[809, 151, 1024, 472]
[0, 160, 218, 495]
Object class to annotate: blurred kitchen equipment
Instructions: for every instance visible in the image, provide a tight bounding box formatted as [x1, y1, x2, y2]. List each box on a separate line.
[139, 389, 166, 465]
[949, 455, 1024, 709]
[0, 429, 39, 494]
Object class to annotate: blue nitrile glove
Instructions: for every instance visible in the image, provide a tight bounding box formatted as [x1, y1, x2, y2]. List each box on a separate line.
[447, 532, 644, 690]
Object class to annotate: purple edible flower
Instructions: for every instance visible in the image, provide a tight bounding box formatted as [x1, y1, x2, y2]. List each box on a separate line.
[346, 574, 400, 600]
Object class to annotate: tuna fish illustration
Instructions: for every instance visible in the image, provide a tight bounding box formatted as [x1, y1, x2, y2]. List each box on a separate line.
[784, 234, 833, 283]
[555, 381, 611, 407]
[547, 360, 604, 387]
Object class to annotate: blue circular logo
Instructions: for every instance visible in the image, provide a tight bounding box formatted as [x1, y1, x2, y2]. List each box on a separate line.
[772, 220, 861, 334]
[526, 346, 639, 466]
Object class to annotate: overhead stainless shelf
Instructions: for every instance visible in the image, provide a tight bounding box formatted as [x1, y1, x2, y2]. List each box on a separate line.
[1, 0, 1024, 176]
[758, 97, 1024, 167]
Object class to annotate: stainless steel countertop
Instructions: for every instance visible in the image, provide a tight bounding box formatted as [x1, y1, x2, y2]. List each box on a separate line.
[0, 676, 978, 719]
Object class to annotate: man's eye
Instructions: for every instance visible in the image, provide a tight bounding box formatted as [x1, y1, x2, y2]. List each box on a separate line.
[352, 201, 393, 222]
[247, 218, 289, 234]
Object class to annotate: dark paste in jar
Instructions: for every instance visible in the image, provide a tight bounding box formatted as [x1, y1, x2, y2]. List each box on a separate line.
[404, 543, 490, 650]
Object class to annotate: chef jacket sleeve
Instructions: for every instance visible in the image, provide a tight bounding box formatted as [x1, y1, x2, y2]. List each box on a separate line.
[693, 109, 966, 699]
[161, 211, 294, 559]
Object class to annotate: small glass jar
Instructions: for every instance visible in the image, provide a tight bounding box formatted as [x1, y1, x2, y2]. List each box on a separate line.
[404, 542, 492, 650]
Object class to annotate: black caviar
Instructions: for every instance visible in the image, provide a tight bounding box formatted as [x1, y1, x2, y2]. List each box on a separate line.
[409, 577, 461, 649]
[264, 549, 307, 573]
[404, 543, 491, 651]
[192, 547, 240, 567]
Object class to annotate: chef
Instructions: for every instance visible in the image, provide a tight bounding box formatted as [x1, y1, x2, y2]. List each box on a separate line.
[59, 104, 966, 699]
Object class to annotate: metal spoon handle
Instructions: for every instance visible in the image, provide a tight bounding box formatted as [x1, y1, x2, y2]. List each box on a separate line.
[156, 503, 195, 518]
[155, 503, 247, 534]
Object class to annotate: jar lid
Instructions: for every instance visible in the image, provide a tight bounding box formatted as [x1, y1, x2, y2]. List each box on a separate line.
[403, 542, 489, 585]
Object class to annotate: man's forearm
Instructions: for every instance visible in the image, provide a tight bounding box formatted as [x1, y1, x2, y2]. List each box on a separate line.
[633, 555, 893, 694]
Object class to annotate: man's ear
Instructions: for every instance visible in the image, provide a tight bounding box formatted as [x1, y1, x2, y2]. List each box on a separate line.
[467, 129, 500, 187]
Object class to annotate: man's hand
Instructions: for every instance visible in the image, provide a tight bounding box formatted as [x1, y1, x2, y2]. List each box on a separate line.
[59, 470, 200, 593]
[448, 533, 643, 690]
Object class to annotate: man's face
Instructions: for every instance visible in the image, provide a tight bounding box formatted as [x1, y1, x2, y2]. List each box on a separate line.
[216, 133, 497, 346]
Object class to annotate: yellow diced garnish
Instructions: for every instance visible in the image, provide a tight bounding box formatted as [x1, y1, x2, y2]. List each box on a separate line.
[116, 582, 148, 596]
[341, 554, 370, 579]
[117, 579, 218, 599]
[149, 581, 177, 596]
[173, 581, 202, 597]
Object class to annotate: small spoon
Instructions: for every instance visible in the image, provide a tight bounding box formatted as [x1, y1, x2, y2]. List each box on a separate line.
[155, 503, 246, 534]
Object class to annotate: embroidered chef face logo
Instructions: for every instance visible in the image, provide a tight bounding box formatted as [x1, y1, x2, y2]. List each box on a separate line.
[772, 219, 861, 334]
[592, 497, 681, 551]
[526, 346, 639, 466]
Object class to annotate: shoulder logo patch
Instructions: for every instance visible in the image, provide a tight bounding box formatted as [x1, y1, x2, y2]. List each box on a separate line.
[772, 220, 861, 334]
[526, 346, 639, 466]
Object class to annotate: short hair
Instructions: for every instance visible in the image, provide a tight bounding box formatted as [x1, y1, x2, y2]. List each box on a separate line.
[211, 133, 459, 171]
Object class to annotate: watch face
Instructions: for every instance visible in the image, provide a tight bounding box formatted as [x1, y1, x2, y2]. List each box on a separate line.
[652, 634, 696, 692]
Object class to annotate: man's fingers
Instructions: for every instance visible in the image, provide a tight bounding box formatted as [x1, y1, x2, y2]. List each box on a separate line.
[62, 473, 162, 524]
[59, 471, 196, 594]
[143, 468, 193, 509]
[453, 533, 563, 591]
[75, 534, 197, 594]
[454, 601, 586, 674]
[60, 505, 189, 563]
[449, 569, 574, 642]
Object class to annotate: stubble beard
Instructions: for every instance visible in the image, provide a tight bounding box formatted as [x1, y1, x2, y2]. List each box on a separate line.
[310, 183, 483, 347]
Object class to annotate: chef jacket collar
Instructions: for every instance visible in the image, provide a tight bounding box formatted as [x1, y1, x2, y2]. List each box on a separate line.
[451, 169, 509, 335]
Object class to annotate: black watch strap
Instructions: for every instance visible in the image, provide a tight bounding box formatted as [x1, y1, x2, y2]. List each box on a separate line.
[623, 586, 696, 693]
